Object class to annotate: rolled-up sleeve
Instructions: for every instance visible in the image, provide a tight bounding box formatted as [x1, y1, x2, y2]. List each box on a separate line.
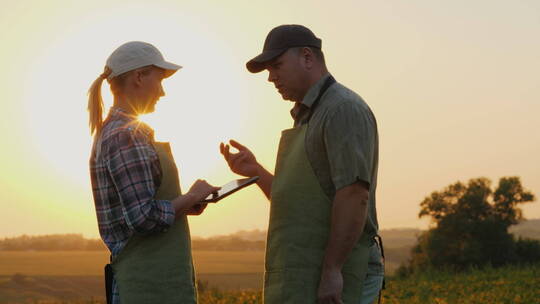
[106, 129, 175, 234]
[324, 102, 377, 191]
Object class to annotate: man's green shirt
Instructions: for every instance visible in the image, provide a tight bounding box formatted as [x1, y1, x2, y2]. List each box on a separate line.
[291, 74, 379, 235]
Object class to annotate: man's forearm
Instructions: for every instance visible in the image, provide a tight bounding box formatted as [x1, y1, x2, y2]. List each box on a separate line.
[255, 163, 273, 199]
[322, 183, 369, 271]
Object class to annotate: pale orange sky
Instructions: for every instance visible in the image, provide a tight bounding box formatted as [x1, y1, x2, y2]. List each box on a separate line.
[0, 0, 538, 238]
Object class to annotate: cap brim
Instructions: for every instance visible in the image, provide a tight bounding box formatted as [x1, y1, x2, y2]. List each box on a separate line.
[246, 49, 287, 73]
[155, 61, 182, 78]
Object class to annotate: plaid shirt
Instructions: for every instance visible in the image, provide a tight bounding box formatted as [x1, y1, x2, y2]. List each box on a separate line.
[89, 107, 175, 303]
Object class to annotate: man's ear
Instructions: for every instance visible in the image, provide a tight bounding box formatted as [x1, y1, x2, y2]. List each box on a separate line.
[301, 47, 315, 69]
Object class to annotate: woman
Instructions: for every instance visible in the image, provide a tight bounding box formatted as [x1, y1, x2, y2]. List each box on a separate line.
[88, 41, 219, 304]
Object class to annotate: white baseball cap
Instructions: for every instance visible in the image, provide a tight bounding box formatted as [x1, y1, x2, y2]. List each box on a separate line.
[105, 41, 182, 80]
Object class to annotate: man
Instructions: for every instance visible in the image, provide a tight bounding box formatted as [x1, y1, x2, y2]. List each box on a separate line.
[220, 25, 383, 303]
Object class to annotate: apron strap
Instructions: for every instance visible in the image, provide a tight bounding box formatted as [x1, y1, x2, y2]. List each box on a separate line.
[374, 234, 385, 304]
[306, 75, 337, 122]
[375, 234, 385, 266]
[104, 263, 113, 304]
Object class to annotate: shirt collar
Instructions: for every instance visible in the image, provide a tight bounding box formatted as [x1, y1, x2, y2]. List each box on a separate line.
[109, 106, 138, 121]
[300, 73, 331, 108]
[289, 102, 305, 122]
[107, 107, 155, 138]
[289, 73, 332, 123]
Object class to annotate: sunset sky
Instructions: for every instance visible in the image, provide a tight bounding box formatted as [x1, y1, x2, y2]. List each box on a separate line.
[0, 0, 538, 238]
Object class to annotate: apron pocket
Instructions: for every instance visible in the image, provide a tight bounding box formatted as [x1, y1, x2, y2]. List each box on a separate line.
[264, 269, 320, 304]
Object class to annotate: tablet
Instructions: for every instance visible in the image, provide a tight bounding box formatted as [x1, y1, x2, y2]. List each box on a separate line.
[201, 176, 260, 203]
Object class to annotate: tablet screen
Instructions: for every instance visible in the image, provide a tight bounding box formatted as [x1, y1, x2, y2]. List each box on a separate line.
[202, 176, 259, 202]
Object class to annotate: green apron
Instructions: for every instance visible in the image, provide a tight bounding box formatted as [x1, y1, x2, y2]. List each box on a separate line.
[265, 124, 371, 303]
[112, 142, 197, 304]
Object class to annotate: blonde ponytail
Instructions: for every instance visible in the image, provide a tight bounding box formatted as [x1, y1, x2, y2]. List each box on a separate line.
[87, 67, 111, 136]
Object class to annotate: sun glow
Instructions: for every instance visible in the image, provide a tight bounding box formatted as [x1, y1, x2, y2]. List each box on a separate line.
[11, 0, 285, 238]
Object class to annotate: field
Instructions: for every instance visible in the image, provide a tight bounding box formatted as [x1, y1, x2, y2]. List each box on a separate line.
[199, 264, 540, 304]
[0, 251, 539, 303]
[382, 264, 540, 304]
[0, 250, 265, 303]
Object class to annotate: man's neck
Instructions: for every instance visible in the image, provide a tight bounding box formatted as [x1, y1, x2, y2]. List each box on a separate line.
[298, 68, 330, 102]
[308, 65, 329, 85]
[295, 70, 330, 102]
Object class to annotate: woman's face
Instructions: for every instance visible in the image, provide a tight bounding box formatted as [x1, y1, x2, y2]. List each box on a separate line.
[137, 67, 166, 114]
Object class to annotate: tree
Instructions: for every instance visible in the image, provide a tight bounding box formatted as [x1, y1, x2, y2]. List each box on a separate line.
[409, 176, 536, 271]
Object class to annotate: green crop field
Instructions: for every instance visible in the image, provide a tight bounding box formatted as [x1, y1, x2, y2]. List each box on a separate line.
[199, 264, 540, 304]
[381, 264, 540, 304]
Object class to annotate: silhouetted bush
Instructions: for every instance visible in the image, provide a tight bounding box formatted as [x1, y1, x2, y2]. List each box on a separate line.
[515, 237, 540, 264]
[405, 176, 538, 273]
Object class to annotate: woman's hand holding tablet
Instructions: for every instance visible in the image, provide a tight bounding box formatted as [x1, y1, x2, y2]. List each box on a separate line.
[201, 176, 259, 202]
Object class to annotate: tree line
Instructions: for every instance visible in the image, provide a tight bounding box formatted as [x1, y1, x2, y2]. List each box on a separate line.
[0, 234, 266, 251]
[0, 234, 106, 251]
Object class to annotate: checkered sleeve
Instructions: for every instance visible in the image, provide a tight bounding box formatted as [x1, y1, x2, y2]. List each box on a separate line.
[106, 128, 175, 235]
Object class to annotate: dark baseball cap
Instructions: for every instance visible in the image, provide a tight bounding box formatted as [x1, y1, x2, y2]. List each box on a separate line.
[246, 24, 322, 73]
